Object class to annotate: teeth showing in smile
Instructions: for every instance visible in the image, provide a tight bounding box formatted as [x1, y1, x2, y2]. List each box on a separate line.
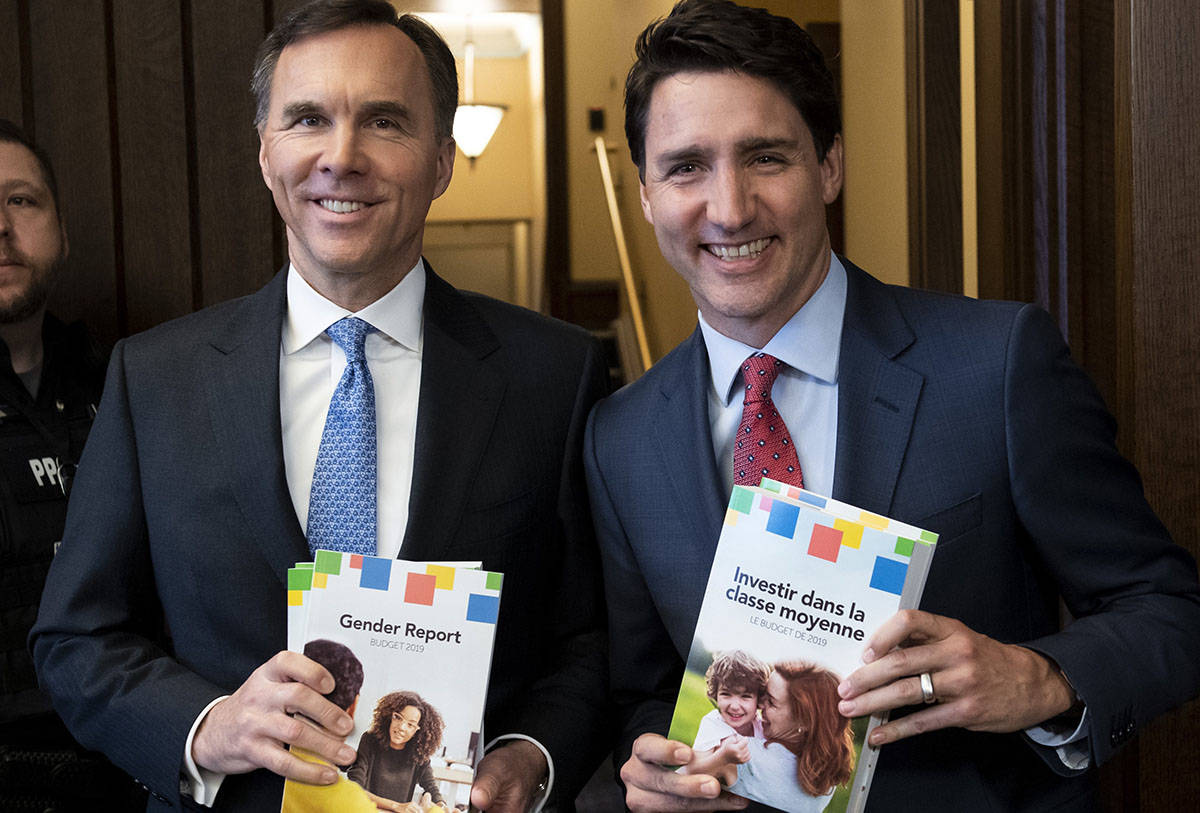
[319, 199, 365, 214]
[709, 237, 770, 259]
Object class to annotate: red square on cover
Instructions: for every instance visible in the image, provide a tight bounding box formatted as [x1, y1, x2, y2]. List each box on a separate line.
[349, 554, 363, 569]
[807, 524, 843, 563]
[404, 572, 437, 605]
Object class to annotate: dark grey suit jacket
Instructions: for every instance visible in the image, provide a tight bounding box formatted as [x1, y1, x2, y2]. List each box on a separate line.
[585, 260, 1200, 811]
[32, 266, 610, 810]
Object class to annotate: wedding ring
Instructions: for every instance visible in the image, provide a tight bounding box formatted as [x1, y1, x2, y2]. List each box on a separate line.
[919, 671, 936, 704]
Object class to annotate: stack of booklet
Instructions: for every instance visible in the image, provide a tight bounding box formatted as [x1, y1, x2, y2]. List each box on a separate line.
[282, 550, 502, 812]
[668, 480, 937, 813]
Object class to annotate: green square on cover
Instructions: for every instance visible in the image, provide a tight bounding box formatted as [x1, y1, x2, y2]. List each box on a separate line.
[920, 530, 938, 543]
[761, 479, 782, 494]
[287, 567, 314, 591]
[894, 537, 916, 557]
[729, 486, 755, 514]
[486, 571, 503, 591]
[314, 550, 342, 575]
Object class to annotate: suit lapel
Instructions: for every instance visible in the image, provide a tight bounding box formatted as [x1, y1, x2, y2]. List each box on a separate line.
[399, 268, 505, 560]
[655, 328, 727, 565]
[833, 261, 923, 515]
[201, 269, 309, 585]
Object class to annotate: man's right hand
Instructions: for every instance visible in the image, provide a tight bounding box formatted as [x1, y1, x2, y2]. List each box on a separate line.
[621, 733, 749, 812]
[191, 650, 356, 784]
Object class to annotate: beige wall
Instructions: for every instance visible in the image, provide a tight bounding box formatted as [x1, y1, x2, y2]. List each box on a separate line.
[839, 1, 909, 286]
[564, 0, 693, 361]
[429, 53, 536, 221]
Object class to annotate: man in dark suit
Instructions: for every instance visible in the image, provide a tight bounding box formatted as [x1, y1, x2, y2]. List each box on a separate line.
[30, 2, 607, 810]
[584, 2, 1200, 810]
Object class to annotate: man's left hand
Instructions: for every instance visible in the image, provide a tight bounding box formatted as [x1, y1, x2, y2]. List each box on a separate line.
[836, 610, 1077, 746]
[470, 740, 548, 812]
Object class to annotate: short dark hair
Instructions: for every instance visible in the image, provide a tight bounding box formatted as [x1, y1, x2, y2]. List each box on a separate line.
[251, 0, 458, 141]
[624, 0, 840, 176]
[0, 118, 61, 216]
[304, 638, 364, 712]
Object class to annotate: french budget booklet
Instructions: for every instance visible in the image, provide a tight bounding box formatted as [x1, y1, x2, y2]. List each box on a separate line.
[281, 550, 502, 813]
[668, 480, 937, 813]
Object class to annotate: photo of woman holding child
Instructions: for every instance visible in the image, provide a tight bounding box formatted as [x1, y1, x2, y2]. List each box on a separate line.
[347, 691, 448, 811]
[728, 660, 856, 811]
[685, 652, 855, 812]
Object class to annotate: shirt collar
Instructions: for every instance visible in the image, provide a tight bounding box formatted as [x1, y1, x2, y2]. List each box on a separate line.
[282, 260, 426, 355]
[700, 252, 847, 406]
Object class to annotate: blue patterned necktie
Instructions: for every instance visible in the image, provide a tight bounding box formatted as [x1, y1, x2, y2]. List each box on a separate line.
[306, 317, 377, 556]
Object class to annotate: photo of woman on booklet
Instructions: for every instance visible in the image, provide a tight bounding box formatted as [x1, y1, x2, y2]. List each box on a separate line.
[685, 657, 855, 812]
[347, 690, 448, 811]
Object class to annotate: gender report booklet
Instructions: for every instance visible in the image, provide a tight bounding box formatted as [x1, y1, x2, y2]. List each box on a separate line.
[282, 550, 502, 812]
[668, 480, 937, 813]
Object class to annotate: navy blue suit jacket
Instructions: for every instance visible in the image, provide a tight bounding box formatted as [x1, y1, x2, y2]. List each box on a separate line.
[32, 266, 610, 810]
[585, 260, 1200, 811]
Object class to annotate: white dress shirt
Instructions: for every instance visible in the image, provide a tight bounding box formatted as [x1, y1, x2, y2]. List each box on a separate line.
[280, 262, 423, 558]
[699, 251, 1088, 768]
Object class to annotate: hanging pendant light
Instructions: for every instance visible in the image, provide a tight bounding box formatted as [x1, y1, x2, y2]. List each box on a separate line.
[453, 26, 506, 166]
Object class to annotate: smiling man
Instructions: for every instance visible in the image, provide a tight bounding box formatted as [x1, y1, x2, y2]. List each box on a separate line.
[584, 1, 1200, 811]
[30, 2, 609, 811]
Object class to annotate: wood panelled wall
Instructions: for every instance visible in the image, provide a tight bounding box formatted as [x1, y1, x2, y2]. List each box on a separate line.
[970, 1, 1200, 809]
[0, 0, 341, 346]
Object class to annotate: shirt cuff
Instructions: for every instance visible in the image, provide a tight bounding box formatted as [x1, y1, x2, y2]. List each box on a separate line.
[1025, 706, 1091, 771]
[180, 695, 229, 807]
[484, 734, 554, 812]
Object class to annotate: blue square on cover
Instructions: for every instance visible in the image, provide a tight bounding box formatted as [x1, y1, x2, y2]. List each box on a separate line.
[793, 491, 826, 509]
[466, 593, 500, 624]
[766, 500, 801, 538]
[359, 556, 391, 590]
[869, 556, 908, 595]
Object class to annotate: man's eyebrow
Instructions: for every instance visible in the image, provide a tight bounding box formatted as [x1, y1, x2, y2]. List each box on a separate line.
[651, 145, 709, 166]
[279, 101, 323, 121]
[360, 101, 414, 122]
[736, 136, 802, 153]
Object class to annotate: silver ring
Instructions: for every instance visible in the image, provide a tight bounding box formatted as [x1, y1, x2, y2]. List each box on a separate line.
[919, 672, 936, 704]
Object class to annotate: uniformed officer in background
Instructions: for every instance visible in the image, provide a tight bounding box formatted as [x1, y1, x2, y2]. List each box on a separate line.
[0, 117, 143, 809]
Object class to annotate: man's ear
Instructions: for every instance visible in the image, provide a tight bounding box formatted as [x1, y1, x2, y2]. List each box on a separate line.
[432, 137, 455, 200]
[820, 134, 844, 205]
[639, 181, 654, 225]
[258, 131, 273, 191]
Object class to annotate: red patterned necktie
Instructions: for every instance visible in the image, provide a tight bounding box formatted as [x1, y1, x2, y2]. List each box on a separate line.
[733, 353, 804, 489]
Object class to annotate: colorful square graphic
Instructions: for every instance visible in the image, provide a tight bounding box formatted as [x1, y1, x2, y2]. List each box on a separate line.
[807, 524, 843, 562]
[349, 554, 363, 569]
[404, 572, 437, 605]
[485, 571, 503, 591]
[859, 511, 890, 530]
[894, 537, 916, 557]
[729, 486, 755, 514]
[920, 530, 938, 543]
[466, 593, 500, 624]
[426, 564, 456, 590]
[793, 490, 826, 509]
[314, 550, 342, 575]
[766, 500, 801, 538]
[313, 572, 328, 589]
[287, 591, 304, 607]
[758, 495, 774, 511]
[288, 567, 313, 591]
[833, 518, 864, 549]
[724, 508, 741, 526]
[869, 556, 908, 595]
[359, 556, 391, 590]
